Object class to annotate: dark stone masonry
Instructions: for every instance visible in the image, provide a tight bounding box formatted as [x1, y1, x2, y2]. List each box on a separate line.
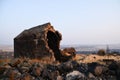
[14, 23, 62, 61]
[14, 23, 75, 62]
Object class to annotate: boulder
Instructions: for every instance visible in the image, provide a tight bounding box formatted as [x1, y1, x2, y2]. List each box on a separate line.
[94, 66, 104, 76]
[66, 71, 85, 80]
[41, 65, 59, 80]
[62, 47, 76, 57]
[78, 63, 88, 74]
[31, 63, 44, 77]
[60, 47, 76, 62]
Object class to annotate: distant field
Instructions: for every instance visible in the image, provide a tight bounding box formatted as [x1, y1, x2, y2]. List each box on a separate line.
[74, 54, 120, 63]
[0, 45, 13, 52]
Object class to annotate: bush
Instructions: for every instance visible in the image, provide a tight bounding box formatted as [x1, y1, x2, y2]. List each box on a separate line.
[97, 49, 106, 56]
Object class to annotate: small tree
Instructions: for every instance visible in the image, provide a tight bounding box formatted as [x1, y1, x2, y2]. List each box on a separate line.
[97, 49, 106, 56]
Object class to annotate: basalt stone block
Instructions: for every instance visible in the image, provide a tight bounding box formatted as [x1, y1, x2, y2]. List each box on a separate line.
[14, 23, 62, 61]
[62, 47, 76, 57]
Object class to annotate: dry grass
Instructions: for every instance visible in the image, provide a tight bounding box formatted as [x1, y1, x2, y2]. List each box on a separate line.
[0, 59, 10, 66]
[0, 57, 59, 67]
[74, 54, 120, 63]
[1, 54, 120, 66]
[29, 59, 53, 64]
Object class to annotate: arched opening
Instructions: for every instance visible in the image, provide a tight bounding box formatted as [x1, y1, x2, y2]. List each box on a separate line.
[47, 31, 61, 61]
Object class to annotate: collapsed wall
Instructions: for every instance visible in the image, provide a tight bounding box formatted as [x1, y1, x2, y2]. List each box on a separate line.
[14, 23, 62, 61]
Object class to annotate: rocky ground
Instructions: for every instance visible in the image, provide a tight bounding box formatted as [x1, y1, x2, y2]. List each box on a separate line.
[0, 54, 120, 80]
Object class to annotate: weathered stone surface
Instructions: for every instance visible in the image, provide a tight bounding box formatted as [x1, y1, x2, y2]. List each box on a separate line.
[61, 47, 76, 61]
[57, 76, 63, 80]
[8, 58, 21, 67]
[14, 23, 62, 61]
[31, 63, 44, 77]
[1, 59, 120, 80]
[62, 47, 76, 57]
[66, 71, 85, 80]
[14, 23, 77, 62]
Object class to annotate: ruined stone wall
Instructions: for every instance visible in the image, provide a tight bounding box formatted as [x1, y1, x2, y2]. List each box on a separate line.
[14, 23, 62, 61]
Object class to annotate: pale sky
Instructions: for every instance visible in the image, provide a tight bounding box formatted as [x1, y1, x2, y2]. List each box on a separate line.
[0, 0, 120, 45]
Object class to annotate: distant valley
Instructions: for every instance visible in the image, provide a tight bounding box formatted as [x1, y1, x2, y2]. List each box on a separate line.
[0, 45, 13, 52]
[0, 44, 120, 53]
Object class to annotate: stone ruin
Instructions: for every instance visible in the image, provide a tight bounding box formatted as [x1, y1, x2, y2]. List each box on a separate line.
[14, 23, 76, 62]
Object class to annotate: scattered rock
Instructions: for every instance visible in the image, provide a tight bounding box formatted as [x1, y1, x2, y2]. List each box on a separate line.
[88, 72, 95, 78]
[42, 68, 59, 80]
[31, 63, 44, 77]
[3, 68, 21, 79]
[1, 58, 120, 80]
[57, 61, 75, 74]
[0, 66, 6, 76]
[57, 76, 63, 80]
[62, 47, 76, 57]
[78, 63, 88, 74]
[66, 71, 85, 80]
[19, 73, 33, 80]
[8, 58, 21, 67]
[17, 59, 31, 73]
[94, 66, 103, 76]
[87, 62, 99, 74]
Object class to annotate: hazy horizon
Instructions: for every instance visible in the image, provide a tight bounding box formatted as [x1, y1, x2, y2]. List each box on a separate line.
[1, 43, 120, 52]
[0, 0, 120, 45]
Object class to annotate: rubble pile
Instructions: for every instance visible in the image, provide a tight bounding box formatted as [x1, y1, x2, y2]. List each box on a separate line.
[0, 59, 120, 80]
